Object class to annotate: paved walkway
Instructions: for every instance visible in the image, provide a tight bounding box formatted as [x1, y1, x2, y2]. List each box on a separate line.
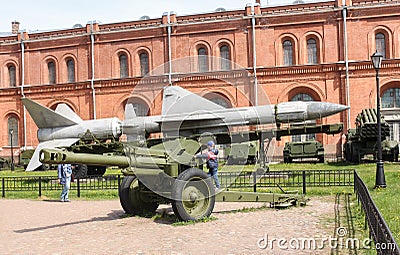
[0, 198, 336, 254]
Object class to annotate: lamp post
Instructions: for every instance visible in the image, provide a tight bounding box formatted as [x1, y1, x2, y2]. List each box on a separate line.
[9, 129, 14, 171]
[371, 51, 386, 188]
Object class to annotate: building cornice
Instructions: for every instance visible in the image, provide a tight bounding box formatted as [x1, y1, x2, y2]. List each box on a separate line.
[3, 0, 399, 45]
[2, 59, 399, 97]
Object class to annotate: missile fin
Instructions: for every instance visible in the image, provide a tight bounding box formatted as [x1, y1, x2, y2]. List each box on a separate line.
[161, 86, 225, 116]
[55, 104, 83, 123]
[124, 103, 137, 120]
[25, 138, 80, 171]
[22, 98, 78, 128]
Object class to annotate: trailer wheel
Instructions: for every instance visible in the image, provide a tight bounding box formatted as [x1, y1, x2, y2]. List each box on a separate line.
[171, 168, 215, 221]
[119, 175, 159, 216]
[87, 165, 107, 176]
[73, 164, 88, 179]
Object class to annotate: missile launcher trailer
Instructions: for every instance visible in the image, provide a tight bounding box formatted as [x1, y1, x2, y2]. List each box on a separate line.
[344, 109, 399, 163]
[283, 141, 325, 163]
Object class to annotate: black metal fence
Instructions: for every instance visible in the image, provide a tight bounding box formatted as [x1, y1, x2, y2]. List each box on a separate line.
[268, 153, 342, 163]
[1, 175, 121, 198]
[219, 169, 354, 194]
[1, 170, 354, 198]
[354, 172, 400, 255]
[1, 169, 398, 254]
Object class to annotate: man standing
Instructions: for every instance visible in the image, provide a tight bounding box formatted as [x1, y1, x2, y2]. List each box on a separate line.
[58, 164, 73, 202]
[197, 141, 221, 190]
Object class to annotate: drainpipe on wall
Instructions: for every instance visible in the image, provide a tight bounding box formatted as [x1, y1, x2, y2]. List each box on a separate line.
[251, 3, 259, 106]
[90, 22, 97, 119]
[167, 12, 173, 86]
[20, 32, 27, 149]
[342, 1, 351, 129]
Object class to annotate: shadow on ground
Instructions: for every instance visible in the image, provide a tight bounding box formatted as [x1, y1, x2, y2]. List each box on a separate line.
[14, 210, 124, 233]
[331, 193, 358, 255]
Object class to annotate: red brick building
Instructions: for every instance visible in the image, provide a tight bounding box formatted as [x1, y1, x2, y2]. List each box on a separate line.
[1, 0, 400, 161]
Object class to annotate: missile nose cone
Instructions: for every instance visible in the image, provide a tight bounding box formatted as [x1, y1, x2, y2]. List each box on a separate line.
[306, 102, 349, 119]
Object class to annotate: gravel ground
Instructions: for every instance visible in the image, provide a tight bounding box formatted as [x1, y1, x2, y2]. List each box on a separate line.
[0, 197, 336, 255]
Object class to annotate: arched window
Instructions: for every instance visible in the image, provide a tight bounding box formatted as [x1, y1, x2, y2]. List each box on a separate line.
[210, 97, 231, 108]
[220, 45, 231, 70]
[382, 87, 400, 141]
[375, 33, 386, 59]
[291, 93, 314, 102]
[307, 38, 318, 64]
[8, 116, 18, 146]
[139, 52, 149, 76]
[8, 64, 16, 87]
[283, 40, 293, 66]
[198, 47, 208, 72]
[119, 53, 128, 78]
[66, 59, 75, 83]
[291, 93, 315, 141]
[48, 61, 56, 84]
[127, 102, 149, 116]
[204, 92, 232, 108]
[382, 88, 400, 109]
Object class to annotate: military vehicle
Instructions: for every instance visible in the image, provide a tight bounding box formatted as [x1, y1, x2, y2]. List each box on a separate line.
[0, 156, 9, 169]
[23, 86, 349, 220]
[344, 108, 399, 163]
[283, 141, 324, 163]
[225, 141, 259, 165]
[39, 137, 309, 221]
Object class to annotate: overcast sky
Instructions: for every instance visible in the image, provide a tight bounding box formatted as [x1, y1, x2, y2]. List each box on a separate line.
[0, 0, 299, 32]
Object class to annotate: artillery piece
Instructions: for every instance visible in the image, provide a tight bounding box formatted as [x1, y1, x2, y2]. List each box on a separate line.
[344, 108, 399, 163]
[39, 138, 306, 221]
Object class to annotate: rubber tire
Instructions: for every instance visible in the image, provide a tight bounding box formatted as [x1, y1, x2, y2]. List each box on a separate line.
[119, 175, 159, 216]
[87, 165, 107, 176]
[73, 164, 88, 179]
[171, 168, 215, 221]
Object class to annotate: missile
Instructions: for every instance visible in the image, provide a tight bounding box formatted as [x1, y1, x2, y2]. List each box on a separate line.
[22, 86, 348, 171]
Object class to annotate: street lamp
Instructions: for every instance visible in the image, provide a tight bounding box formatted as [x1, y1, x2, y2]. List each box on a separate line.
[9, 129, 14, 171]
[371, 51, 386, 188]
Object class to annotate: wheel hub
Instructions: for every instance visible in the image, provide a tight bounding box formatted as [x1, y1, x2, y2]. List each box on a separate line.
[189, 191, 198, 202]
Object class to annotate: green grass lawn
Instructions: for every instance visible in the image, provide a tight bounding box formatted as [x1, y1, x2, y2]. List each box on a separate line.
[354, 164, 400, 245]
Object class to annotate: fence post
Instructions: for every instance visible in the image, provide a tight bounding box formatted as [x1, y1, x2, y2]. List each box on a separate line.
[252, 171, 257, 192]
[38, 177, 42, 197]
[77, 177, 80, 198]
[302, 171, 306, 194]
[118, 175, 121, 191]
[2, 178, 5, 198]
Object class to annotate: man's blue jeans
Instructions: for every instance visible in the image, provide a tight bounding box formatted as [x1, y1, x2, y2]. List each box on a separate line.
[208, 167, 220, 189]
[61, 176, 71, 201]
